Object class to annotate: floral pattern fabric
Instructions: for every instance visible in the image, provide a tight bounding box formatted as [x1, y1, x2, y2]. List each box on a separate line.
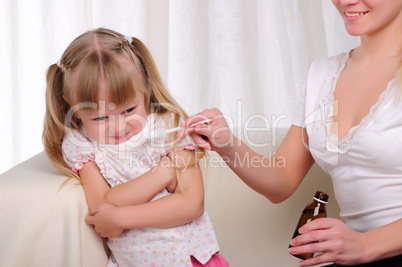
[63, 113, 220, 266]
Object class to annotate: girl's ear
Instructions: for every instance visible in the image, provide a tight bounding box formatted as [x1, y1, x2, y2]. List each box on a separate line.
[62, 94, 80, 119]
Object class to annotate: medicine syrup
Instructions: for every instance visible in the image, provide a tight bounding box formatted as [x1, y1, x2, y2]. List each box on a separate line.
[289, 191, 328, 260]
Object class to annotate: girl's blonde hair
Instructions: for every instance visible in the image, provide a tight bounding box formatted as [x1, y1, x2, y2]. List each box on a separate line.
[43, 28, 204, 184]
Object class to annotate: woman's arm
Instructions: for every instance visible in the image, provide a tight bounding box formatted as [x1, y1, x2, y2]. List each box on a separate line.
[86, 149, 205, 236]
[289, 218, 402, 266]
[220, 126, 315, 203]
[178, 108, 315, 203]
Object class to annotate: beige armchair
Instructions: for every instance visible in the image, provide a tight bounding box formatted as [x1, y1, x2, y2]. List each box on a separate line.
[0, 131, 341, 266]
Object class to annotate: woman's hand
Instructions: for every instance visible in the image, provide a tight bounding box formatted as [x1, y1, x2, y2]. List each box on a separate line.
[177, 108, 234, 152]
[289, 218, 368, 266]
[85, 203, 125, 238]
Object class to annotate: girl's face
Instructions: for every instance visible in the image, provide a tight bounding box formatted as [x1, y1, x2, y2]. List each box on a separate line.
[76, 80, 148, 145]
[331, 0, 402, 36]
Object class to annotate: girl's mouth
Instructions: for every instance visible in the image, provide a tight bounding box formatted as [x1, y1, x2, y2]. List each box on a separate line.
[112, 132, 130, 141]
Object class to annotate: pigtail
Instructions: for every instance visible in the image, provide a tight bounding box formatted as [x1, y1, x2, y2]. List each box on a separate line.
[129, 37, 205, 156]
[129, 37, 183, 116]
[391, 60, 402, 102]
[126, 36, 206, 188]
[43, 64, 79, 185]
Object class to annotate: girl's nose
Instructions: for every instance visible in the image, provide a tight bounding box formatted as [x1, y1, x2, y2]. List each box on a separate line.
[109, 115, 126, 135]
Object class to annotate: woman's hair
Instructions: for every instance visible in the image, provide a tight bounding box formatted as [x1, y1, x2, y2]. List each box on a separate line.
[43, 28, 204, 184]
[398, 60, 402, 92]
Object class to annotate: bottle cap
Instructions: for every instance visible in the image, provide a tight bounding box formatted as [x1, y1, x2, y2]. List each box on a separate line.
[313, 191, 329, 204]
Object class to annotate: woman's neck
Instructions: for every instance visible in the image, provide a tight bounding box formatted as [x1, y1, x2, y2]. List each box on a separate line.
[357, 13, 402, 62]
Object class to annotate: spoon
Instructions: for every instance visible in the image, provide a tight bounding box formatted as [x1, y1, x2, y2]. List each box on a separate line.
[143, 119, 212, 139]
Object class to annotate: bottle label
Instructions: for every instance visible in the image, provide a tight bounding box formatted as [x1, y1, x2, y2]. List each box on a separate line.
[313, 203, 320, 216]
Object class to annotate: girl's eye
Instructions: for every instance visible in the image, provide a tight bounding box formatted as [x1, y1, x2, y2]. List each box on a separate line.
[124, 107, 135, 114]
[95, 116, 107, 121]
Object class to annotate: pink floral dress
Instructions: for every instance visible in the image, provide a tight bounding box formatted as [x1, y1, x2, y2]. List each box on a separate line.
[62, 113, 220, 267]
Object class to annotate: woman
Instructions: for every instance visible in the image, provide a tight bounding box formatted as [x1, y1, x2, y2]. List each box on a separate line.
[179, 0, 402, 266]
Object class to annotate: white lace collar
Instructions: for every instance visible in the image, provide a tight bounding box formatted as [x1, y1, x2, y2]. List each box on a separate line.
[320, 52, 397, 154]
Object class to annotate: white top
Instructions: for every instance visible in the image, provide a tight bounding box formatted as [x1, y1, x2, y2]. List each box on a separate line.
[62, 113, 220, 266]
[292, 52, 402, 232]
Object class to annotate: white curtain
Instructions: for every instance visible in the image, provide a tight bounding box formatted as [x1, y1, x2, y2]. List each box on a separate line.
[0, 0, 359, 174]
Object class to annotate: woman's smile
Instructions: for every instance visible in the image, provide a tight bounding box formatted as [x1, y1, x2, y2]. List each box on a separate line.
[345, 11, 369, 17]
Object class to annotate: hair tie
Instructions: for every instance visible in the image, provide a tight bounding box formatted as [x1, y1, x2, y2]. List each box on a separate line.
[56, 59, 61, 68]
[124, 36, 132, 44]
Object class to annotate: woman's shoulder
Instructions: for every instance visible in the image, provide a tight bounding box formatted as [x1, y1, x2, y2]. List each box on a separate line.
[310, 51, 349, 73]
[305, 51, 350, 88]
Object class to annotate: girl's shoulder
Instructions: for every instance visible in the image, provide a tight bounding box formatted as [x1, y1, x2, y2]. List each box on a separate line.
[62, 129, 96, 173]
[153, 112, 178, 128]
[152, 112, 197, 151]
[63, 128, 94, 149]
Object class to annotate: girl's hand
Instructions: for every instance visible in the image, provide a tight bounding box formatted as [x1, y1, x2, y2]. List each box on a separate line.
[289, 218, 367, 266]
[85, 203, 125, 238]
[177, 108, 233, 152]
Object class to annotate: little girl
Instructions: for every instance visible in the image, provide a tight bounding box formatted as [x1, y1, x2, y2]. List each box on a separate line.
[43, 28, 228, 267]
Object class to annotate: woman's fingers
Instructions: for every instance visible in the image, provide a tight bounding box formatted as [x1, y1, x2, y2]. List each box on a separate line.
[178, 108, 233, 151]
[289, 218, 368, 266]
[181, 108, 219, 128]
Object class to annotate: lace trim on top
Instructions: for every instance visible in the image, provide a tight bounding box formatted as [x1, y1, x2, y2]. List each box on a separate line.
[320, 52, 395, 154]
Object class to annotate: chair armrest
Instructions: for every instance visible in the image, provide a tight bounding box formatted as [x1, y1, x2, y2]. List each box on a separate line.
[0, 152, 108, 267]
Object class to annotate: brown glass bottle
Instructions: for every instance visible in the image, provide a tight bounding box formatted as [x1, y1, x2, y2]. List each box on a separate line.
[289, 191, 329, 260]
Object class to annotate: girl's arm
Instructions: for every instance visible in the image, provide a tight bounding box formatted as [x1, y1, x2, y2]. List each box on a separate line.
[79, 156, 176, 209]
[86, 149, 205, 235]
[104, 156, 177, 206]
[178, 108, 315, 203]
[79, 161, 111, 208]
